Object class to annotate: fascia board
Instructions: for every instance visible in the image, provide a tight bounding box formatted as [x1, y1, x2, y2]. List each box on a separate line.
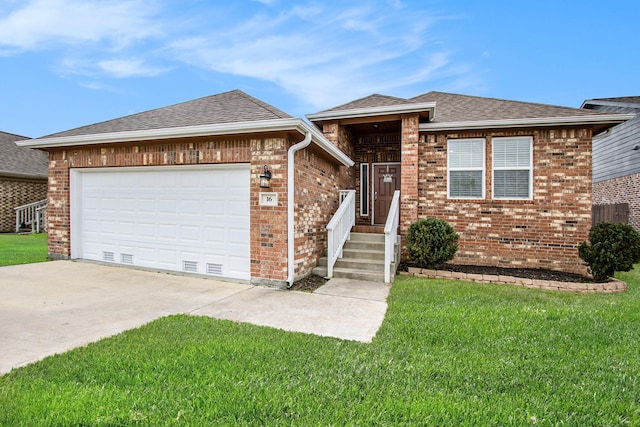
[419, 114, 635, 131]
[16, 117, 354, 168]
[0, 170, 48, 180]
[581, 99, 640, 109]
[306, 102, 437, 121]
[17, 118, 305, 149]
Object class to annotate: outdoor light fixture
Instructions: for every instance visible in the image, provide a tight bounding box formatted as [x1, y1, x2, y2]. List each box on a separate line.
[260, 165, 272, 188]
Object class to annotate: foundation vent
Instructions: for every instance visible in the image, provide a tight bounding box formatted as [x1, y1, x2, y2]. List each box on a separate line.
[206, 263, 223, 275]
[102, 251, 115, 262]
[121, 254, 133, 264]
[182, 260, 198, 273]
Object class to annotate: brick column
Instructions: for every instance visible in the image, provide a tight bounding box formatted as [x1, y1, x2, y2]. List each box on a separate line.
[400, 114, 420, 234]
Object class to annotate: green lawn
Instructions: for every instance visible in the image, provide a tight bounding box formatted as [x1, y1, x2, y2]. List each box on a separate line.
[1, 268, 639, 425]
[0, 233, 48, 266]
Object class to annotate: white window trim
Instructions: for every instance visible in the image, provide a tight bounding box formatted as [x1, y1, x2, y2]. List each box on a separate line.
[491, 136, 533, 200]
[360, 163, 369, 216]
[447, 138, 486, 200]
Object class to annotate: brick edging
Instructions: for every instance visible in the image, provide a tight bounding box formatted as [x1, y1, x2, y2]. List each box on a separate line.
[401, 268, 627, 293]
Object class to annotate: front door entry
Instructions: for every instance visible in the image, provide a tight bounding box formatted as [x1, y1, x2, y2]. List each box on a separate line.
[373, 163, 401, 225]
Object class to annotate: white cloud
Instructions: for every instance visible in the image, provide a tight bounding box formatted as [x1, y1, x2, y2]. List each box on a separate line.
[0, 0, 162, 52]
[168, 2, 460, 109]
[98, 58, 168, 77]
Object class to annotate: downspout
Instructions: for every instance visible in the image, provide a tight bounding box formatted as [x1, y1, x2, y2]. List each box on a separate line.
[286, 132, 313, 287]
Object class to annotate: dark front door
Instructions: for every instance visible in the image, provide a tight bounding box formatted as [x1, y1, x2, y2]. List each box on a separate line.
[373, 163, 401, 225]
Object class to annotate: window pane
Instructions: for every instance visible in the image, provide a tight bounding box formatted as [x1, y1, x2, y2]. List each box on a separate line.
[360, 163, 369, 216]
[449, 139, 484, 168]
[494, 170, 529, 198]
[450, 171, 483, 198]
[493, 138, 531, 168]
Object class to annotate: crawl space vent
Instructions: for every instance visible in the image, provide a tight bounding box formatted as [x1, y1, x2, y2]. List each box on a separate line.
[102, 251, 115, 262]
[182, 260, 198, 273]
[121, 254, 133, 264]
[206, 263, 223, 275]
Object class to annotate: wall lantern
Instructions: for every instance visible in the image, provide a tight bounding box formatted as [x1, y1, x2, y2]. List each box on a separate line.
[260, 165, 272, 188]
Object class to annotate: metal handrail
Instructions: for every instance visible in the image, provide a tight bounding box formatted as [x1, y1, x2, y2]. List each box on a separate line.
[383, 190, 401, 283]
[326, 190, 356, 277]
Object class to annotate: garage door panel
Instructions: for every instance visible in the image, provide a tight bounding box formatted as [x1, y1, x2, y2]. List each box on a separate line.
[74, 165, 250, 280]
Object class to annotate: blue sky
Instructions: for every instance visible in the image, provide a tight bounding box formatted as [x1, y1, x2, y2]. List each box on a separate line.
[1, 0, 638, 137]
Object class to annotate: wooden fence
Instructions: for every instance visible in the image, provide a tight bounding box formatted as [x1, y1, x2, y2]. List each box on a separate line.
[592, 203, 629, 226]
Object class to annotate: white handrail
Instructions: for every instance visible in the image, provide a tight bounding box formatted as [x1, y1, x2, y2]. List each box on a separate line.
[15, 199, 47, 233]
[326, 190, 356, 277]
[384, 190, 401, 283]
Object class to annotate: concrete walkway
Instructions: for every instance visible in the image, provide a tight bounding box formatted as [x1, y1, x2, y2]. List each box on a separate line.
[0, 261, 390, 375]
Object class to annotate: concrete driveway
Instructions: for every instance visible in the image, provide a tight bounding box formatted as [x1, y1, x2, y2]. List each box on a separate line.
[0, 261, 390, 375]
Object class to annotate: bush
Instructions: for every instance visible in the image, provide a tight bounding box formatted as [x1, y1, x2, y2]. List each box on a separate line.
[578, 222, 640, 282]
[406, 218, 459, 269]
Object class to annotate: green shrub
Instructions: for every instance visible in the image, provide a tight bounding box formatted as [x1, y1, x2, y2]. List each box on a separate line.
[578, 222, 640, 282]
[406, 218, 459, 269]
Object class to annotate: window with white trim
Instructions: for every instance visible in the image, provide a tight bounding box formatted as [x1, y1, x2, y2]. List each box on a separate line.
[492, 136, 533, 199]
[448, 138, 485, 199]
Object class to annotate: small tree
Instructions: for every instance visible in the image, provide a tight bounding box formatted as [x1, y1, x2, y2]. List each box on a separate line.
[406, 218, 459, 269]
[578, 222, 640, 282]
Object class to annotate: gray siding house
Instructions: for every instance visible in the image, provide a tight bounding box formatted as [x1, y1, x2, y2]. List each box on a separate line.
[582, 97, 640, 230]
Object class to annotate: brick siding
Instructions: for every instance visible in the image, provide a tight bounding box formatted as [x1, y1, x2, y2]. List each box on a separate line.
[593, 172, 640, 231]
[419, 128, 592, 274]
[0, 177, 48, 232]
[45, 134, 350, 285]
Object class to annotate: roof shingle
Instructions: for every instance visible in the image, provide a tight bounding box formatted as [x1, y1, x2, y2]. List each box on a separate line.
[0, 131, 48, 178]
[44, 89, 293, 139]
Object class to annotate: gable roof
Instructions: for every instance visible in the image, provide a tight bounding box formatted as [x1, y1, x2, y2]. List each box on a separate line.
[0, 131, 48, 179]
[18, 90, 353, 167]
[306, 94, 435, 122]
[44, 89, 293, 139]
[309, 91, 633, 132]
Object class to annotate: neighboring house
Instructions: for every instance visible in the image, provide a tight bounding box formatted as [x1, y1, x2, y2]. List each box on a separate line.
[20, 90, 630, 285]
[581, 97, 640, 230]
[0, 131, 48, 232]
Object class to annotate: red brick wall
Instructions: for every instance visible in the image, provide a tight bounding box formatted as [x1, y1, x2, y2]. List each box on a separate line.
[418, 127, 592, 274]
[293, 147, 350, 279]
[45, 136, 291, 284]
[0, 176, 48, 232]
[400, 114, 420, 234]
[593, 173, 640, 231]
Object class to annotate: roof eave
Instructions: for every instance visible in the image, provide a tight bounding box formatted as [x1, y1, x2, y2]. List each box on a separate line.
[418, 114, 635, 132]
[306, 102, 437, 122]
[0, 169, 48, 180]
[16, 118, 354, 168]
[581, 99, 640, 109]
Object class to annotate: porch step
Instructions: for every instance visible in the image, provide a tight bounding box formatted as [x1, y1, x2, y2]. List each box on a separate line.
[312, 231, 391, 283]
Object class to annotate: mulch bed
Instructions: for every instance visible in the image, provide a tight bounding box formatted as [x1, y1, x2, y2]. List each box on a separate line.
[287, 274, 329, 291]
[399, 262, 594, 283]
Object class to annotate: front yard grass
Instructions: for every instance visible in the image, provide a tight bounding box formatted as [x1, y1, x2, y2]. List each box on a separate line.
[0, 233, 48, 266]
[1, 267, 639, 425]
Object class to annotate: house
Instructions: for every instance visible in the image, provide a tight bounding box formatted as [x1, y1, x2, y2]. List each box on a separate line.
[0, 131, 48, 232]
[19, 90, 631, 285]
[581, 97, 640, 230]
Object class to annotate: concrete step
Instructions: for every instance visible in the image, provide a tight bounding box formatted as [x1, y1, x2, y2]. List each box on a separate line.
[334, 257, 384, 272]
[332, 267, 385, 283]
[342, 248, 385, 261]
[343, 240, 385, 251]
[349, 232, 385, 243]
[312, 265, 328, 277]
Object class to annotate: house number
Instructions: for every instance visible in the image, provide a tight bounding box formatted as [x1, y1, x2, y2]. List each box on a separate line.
[259, 192, 278, 206]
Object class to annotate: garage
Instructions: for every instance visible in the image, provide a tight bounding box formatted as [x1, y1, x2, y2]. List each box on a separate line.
[70, 164, 250, 281]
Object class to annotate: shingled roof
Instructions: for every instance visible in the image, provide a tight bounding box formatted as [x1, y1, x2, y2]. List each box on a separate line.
[0, 131, 48, 179]
[410, 91, 599, 123]
[44, 89, 293, 139]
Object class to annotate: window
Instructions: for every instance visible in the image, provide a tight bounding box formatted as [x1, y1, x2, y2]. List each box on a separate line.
[492, 137, 532, 199]
[360, 163, 369, 216]
[448, 138, 485, 199]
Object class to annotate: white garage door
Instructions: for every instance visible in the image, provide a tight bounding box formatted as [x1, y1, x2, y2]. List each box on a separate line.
[71, 165, 250, 281]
